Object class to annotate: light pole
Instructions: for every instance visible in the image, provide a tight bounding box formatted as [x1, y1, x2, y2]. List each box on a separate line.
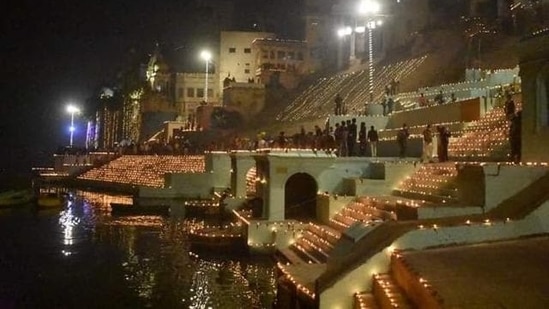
[359, 0, 382, 112]
[366, 20, 382, 103]
[200, 50, 212, 103]
[66, 105, 80, 147]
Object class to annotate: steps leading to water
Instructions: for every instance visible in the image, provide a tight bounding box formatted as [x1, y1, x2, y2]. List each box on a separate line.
[354, 292, 380, 309]
[280, 223, 343, 265]
[372, 273, 413, 309]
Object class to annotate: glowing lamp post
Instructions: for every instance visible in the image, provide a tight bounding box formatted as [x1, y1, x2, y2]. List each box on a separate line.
[66, 105, 80, 147]
[200, 50, 212, 103]
[359, 0, 382, 109]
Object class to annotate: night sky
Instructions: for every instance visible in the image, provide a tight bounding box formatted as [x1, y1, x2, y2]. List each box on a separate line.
[1, 0, 304, 185]
[1, 0, 197, 180]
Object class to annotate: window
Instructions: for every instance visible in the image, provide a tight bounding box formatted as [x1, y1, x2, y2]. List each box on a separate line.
[197, 88, 204, 98]
[187, 88, 195, 98]
[178, 87, 184, 98]
[288, 51, 295, 59]
[244, 48, 251, 53]
[229, 47, 236, 53]
[244, 69, 250, 74]
[262, 49, 268, 59]
[277, 51, 285, 59]
[297, 52, 304, 60]
[207, 89, 213, 98]
[270, 51, 275, 59]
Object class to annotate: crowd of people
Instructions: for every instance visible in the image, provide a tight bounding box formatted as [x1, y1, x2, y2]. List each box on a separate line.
[77, 83, 519, 162]
[247, 120, 380, 157]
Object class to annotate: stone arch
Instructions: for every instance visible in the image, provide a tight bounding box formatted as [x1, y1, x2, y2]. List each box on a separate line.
[284, 172, 318, 221]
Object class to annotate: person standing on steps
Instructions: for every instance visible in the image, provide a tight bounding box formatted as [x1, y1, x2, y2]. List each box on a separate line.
[348, 118, 357, 156]
[504, 93, 516, 121]
[397, 124, 410, 158]
[334, 94, 343, 115]
[367, 125, 379, 157]
[358, 122, 367, 156]
[422, 124, 434, 163]
[437, 125, 451, 162]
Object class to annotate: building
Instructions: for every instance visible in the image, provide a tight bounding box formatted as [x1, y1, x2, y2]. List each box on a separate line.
[218, 31, 276, 96]
[174, 72, 219, 121]
[303, 0, 338, 72]
[252, 38, 309, 89]
[222, 82, 266, 121]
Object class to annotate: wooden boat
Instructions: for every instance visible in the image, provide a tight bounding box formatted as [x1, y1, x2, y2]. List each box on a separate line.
[37, 192, 64, 209]
[0, 189, 35, 207]
[110, 203, 171, 216]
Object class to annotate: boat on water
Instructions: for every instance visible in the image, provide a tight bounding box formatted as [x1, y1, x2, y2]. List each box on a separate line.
[110, 203, 171, 216]
[0, 189, 35, 208]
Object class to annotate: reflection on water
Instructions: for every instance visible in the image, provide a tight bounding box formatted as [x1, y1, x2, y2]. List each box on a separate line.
[0, 189, 276, 308]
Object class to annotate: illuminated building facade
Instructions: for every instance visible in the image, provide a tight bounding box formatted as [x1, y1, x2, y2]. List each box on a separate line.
[219, 31, 276, 96]
[174, 72, 219, 120]
[252, 38, 309, 89]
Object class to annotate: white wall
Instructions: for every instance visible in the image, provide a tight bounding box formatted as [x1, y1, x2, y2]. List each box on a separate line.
[483, 165, 548, 211]
[318, 199, 549, 308]
[219, 31, 275, 96]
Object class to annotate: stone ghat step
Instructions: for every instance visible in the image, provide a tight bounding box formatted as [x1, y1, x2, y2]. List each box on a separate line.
[392, 189, 459, 205]
[306, 223, 342, 245]
[302, 230, 335, 253]
[276, 248, 313, 265]
[372, 273, 413, 309]
[294, 235, 330, 263]
[354, 292, 380, 309]
[390, 253, 446, 308]
[356, 196, 429, 221]
[289, 243, 323, 264]
[346, 201, 397, 221]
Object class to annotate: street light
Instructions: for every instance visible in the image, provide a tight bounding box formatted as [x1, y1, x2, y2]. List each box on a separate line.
[358, 0, 380, 15]
[66, 104, 80, 147]
[366, 19, 382, 103]
[200, 50, 212, 103]
[359, 0, 382, 111]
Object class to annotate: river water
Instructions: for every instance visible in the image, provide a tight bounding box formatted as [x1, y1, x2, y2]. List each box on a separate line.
[0, 190, 276, 309]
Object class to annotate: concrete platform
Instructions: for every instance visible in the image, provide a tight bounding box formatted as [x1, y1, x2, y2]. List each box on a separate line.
[402, 235, 549, 308]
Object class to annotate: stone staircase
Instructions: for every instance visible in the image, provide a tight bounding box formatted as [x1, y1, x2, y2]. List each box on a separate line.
[371, 273, 413, 309]
[354, 292, 379, 309]
[353, 252, 443, 309]
[330, 200, 393, 229]
[281, 223, 342, 264]
[279, 163, 460, 265]
[449, 105, 511, 161]
[392, 162, 459, 204]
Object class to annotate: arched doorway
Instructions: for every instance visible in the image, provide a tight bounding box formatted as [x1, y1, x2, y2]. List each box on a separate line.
[284, 173, 318, 221]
